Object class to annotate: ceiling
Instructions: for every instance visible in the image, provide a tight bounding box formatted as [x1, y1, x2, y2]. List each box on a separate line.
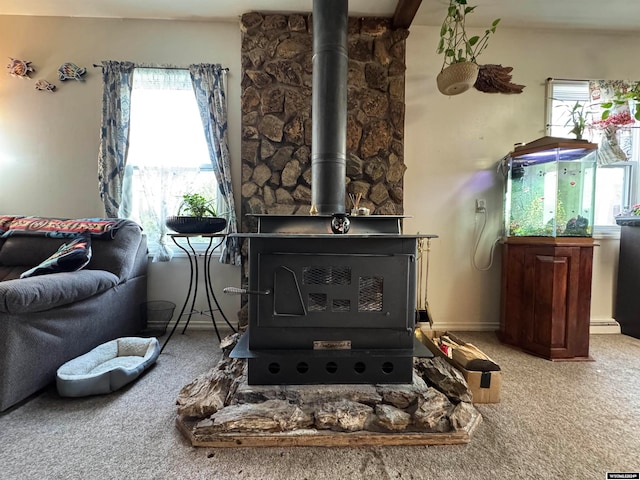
[1, 0, 639, 32]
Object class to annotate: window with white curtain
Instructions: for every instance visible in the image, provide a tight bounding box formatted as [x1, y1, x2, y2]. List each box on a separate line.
[124, 67, 218, 259]
[546, 79, 639, 232]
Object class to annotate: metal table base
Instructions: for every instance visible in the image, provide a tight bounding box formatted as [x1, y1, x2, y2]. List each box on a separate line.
[160, 234, 236, 353]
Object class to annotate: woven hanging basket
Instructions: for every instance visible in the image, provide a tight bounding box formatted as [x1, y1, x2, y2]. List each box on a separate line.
[436, 62, 480, 96]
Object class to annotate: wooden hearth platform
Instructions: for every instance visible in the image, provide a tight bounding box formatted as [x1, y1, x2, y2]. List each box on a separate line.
[176, 411, 482, 448]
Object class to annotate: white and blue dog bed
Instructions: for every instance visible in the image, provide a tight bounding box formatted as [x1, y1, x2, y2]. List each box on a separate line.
[56, 337, 160, 397]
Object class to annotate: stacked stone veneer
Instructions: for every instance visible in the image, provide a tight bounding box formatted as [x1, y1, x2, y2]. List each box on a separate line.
[240, 12, 409, 233]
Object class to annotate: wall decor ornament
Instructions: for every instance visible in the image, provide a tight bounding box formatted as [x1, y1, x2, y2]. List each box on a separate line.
[35, 79, 56, 92]
[58, 62, 87, 81]
[7, 58, 34, 78]
[474, 64, 525, 94]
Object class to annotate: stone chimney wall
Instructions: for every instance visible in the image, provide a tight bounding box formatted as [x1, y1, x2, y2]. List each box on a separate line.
[240, 12, 408, 233]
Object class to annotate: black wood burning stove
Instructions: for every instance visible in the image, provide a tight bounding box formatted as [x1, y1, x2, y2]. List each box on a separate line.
[230, 216, 435, 385]
[229, 0, 435, 385]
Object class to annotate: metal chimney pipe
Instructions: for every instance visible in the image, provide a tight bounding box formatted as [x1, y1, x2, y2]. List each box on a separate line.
[311, 0, 348, 215]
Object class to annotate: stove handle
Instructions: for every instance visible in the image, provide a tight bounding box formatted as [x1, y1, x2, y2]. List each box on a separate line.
[223, 286, 271, 296]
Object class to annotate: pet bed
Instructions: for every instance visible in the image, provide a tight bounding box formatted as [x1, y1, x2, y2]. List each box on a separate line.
[56, 337, 160, 397]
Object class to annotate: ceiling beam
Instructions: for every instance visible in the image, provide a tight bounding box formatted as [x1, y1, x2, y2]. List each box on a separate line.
[392, 0, 423, 29]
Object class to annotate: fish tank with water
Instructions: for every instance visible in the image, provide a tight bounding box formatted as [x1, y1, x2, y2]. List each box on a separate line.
[503, 137, 597, 237]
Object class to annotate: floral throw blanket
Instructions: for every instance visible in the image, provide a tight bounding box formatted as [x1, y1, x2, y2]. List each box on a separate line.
[0, 216, 125, 239]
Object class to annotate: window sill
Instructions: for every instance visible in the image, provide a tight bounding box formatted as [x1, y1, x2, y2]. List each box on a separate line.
[592, 225, 621, 240]
[147, 243, 223, 260]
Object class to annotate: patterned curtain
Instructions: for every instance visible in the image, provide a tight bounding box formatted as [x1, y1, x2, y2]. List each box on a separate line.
[97, 61, 135, 218]
[189, 64, 241, 265]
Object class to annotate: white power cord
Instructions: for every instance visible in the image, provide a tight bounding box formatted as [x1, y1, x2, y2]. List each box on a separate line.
[472, 206, 500, 271]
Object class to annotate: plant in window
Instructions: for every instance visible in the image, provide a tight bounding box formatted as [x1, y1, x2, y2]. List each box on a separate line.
[600, 82, 640, 122]
[178, 193, 217, 218]
[558, 101, 589, 140]
[624, 204, 640, 216]
[436, 0, 500, 95]
[166, 193, 226, 234]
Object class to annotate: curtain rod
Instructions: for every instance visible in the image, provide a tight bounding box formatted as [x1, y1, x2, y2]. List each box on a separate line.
[92, 64, 229, 72]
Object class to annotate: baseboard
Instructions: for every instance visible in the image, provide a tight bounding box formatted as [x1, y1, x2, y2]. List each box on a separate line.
[590, 318, 621, 334]
[417, 321, 500, 332]
[186, 318, 620, 335]
[168, 315, 236, 335]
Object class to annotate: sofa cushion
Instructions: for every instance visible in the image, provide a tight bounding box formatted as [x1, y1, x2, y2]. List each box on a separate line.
[86, 221, 144, 281]
[0, 270, 119, 314]
[20, 233, 92, 278]
[0, 237, 68, 267]
[0, 218, 144, 282]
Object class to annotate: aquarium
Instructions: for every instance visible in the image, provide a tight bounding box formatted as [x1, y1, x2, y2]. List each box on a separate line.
[504, 137, 597, 237]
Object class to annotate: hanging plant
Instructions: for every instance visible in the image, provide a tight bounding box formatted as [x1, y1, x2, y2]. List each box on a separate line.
[600, 82, 640, 122]
[435, 0, 500, 95]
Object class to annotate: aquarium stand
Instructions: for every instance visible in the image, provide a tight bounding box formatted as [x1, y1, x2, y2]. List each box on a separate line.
[498, 236, 595, 361]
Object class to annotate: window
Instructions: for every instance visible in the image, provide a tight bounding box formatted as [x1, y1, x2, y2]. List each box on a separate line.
[124, 68, 218, 258]
[546, 79, 639, 232]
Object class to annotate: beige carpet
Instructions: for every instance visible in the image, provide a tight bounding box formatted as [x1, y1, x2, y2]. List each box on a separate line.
[1, 330, 639, 480]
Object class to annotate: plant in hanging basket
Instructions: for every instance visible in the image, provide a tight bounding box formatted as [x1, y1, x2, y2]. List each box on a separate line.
[165, 193, 227, 234]
[436, 0, 500, 96]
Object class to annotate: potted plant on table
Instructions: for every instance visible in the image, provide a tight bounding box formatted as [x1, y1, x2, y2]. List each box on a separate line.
[165, 193, 227, 234]
[436, 0, 500, 95]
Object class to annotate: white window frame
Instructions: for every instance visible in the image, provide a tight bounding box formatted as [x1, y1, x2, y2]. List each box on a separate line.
[126, 67, 223, 258]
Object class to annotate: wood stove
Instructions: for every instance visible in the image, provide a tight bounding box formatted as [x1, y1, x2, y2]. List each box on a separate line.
[230, 215, 435, 384]
[229, 0, 435, 384]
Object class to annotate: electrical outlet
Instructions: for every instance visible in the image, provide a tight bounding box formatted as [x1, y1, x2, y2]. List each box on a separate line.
[475, 198, 486, 212]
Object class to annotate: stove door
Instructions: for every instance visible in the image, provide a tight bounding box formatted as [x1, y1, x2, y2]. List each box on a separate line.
[257, 252, 413, 330]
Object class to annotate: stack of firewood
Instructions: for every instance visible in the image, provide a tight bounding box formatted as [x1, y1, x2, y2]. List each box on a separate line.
[432, 333, 500, 372]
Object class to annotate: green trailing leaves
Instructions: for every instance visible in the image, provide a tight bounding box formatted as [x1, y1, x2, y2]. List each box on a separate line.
[436, 0, 500, 68]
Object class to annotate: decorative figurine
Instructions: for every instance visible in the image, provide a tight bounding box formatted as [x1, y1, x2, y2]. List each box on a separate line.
[7, 58, 34, 78]
[35, 79, 56, 92]
[57, 62, 86, 81]
[330, 213, 351, 234]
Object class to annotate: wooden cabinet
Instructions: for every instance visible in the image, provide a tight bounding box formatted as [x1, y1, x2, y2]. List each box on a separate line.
[499, 237, 595, 361]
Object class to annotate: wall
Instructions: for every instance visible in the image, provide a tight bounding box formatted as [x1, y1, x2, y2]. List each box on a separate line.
[0, 15, 243, 326]
[405, 26, 640, 330]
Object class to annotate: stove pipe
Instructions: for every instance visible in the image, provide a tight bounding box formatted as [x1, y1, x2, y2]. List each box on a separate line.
[311, 0, 348, 215]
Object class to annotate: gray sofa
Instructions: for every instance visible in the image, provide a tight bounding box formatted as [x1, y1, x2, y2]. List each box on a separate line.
[0, 217, 147, 411]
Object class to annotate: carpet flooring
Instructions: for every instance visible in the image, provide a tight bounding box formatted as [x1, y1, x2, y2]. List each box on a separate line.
[1, 330, 639, 480]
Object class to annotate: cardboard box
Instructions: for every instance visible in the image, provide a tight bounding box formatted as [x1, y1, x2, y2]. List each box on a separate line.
[416, 327, 502, 404]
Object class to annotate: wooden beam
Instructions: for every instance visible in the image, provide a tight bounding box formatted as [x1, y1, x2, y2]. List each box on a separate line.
[392, 0, 423, 29]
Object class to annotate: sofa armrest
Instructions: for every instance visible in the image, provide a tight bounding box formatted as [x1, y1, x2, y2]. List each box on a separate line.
[0, 270, 119, 314]
[87, 220, 144, 281]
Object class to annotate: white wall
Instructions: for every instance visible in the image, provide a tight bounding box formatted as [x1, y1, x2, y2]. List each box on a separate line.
[1, 15, 635, 331]
[0, 15, 243, 326]
[405, 26, 640, 330]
